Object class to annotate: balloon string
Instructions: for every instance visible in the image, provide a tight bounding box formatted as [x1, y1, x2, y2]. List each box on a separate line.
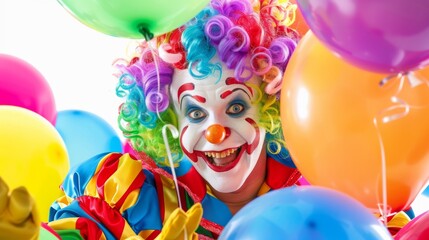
[374, 72, 406, 225]
[378, 73, 408, 123]
[161, 124, 188, 239]
[148, 40, 166, 123]
[151, 34, 187, 236]
[161, 124, 182, 207]
[373, 74, 409, 224]
[372, 117, 390, 226]
[373, 71, 429, 224]
[378, 71, 429, 123]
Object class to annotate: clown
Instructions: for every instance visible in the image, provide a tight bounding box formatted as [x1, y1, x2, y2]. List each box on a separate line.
[47, 0, 302, 239]
[170, 57, 273, 217]
[171, 59, 267, 195]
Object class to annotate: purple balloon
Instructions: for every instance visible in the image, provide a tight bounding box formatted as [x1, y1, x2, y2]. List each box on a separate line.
[297, 0, 429, 73]
[0, 54, 56, 124]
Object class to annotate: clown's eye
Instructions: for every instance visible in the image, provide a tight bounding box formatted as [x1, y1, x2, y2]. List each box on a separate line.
[187, 108, 207, 122]
[226, 103, 245, 116]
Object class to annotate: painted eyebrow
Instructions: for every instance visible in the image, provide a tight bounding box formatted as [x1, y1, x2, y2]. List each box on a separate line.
[225, 77, 254, 95]
[220, 88, 251, 100]
[180, 94, 206, 110]
[177, 83, 195, 102]
[177, 82, 206, 109]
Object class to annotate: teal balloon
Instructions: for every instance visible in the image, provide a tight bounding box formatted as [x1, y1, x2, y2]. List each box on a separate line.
[220, 186, 393, 240]
[57, 0, 210, 39]
[55, 110, 123, 168]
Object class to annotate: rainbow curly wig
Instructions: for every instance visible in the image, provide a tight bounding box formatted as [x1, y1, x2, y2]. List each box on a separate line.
[115, 0, 300, 166]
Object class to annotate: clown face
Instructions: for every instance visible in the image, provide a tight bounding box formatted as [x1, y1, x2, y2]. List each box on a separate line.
[170, 59, 266, 193]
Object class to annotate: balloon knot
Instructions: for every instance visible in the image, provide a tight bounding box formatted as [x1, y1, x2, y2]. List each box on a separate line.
[138, 25, 154, 41]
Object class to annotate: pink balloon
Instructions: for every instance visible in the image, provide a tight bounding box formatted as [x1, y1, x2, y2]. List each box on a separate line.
[298, 176, 310, 186]
[0, 54, 56, 124]
[297, 0, 429, 73]
[123, 140, 134, 154]
[395, 210, 429, 239]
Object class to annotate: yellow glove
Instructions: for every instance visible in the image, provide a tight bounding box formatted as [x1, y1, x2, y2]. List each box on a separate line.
[155, 203, 203, 240]
[0, 177, 40, 240]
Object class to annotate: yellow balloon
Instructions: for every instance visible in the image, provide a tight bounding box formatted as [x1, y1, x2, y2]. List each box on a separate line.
[0, 106, 69, 222]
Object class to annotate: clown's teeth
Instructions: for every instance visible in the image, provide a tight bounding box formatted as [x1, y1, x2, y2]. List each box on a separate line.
[205, 148, 237, 159]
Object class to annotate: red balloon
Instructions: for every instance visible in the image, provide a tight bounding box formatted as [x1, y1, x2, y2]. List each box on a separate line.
[395, 210, 429, 240]
[0, 54, 56, 124]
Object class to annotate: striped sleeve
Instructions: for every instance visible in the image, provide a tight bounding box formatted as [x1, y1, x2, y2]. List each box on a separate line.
[48, 153, 164, 240]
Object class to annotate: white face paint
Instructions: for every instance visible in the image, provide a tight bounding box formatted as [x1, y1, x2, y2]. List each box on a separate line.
[170, 58, 266, 193]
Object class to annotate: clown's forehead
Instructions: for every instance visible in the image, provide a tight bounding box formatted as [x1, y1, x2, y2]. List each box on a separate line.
[171, 59, 260, 98]
[172, 63, 235, 89]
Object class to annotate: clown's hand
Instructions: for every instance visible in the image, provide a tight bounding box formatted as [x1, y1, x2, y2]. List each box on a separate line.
[0, 177, 40, 240]
[155, 203, 203, 240]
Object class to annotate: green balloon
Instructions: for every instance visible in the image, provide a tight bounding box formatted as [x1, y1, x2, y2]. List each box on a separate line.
[57, 0, 210, 39]
[39, 225, 84, 240]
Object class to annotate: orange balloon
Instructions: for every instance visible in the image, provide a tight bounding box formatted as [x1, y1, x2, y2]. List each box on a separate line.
[289, 0, 309, 37]
[280, 32, 429, 214]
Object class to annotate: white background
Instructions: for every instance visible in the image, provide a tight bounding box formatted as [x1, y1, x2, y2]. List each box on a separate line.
[1, 0, 427, 218]
[0, 0, 131, 138]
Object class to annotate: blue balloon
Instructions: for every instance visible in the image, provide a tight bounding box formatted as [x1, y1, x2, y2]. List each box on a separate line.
[56, 110, 123, 168]
[220, 186, 393, 240]
[423, 186, 429, 196]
